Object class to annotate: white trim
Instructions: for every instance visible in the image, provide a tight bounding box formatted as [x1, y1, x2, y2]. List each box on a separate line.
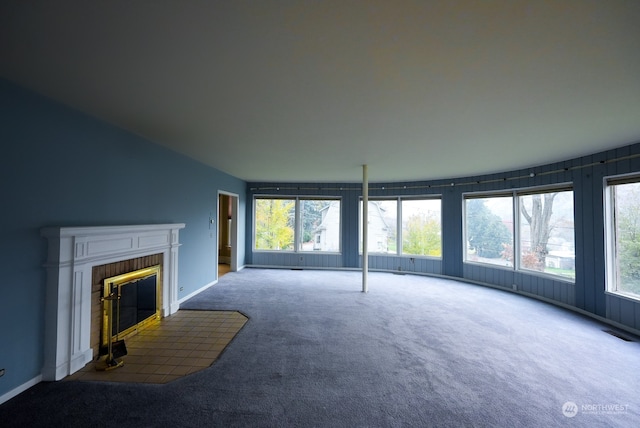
[40, 223, 185, 381]
[218, 191, 240, 273]
[603, 177, 616, 300]
[178, 280, 217, 304]
[602, 175, 640, 301]
[0, 374, 42, 405]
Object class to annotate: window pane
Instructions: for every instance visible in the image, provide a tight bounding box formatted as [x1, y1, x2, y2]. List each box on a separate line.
[254, 198, 295, 250]
[299, 199, 340, 252]
[465, 196, 514, 267]
[401, 199, 442, 257]
[612, 182, 640, 297]
[360, 200, 397, 254]
[518, 191, 575, 279]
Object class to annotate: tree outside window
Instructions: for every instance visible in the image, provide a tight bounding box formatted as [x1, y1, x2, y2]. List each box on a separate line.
[610, 182, 640, 297]
[254, 198, 295, 250]
[402, 199, 441, 257]
[519, 190, 574, 278]
[465, 197, 514, 267]
[465, 188, 575, 281]
[254, 197, 341, 252]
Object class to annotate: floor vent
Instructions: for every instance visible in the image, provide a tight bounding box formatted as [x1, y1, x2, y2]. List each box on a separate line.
[603, 329, 633, 342]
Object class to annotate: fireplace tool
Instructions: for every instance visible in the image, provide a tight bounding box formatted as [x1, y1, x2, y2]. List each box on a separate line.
[97, 289, 126, 371]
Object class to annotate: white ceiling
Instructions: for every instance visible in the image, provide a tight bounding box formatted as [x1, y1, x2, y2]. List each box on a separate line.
[2, 1, 640, 183]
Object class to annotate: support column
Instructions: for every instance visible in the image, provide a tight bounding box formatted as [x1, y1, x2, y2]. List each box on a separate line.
[362, 164, 369, 293]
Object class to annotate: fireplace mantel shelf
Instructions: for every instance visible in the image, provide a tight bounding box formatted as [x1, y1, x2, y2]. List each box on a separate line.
[41, 223, 185, 381]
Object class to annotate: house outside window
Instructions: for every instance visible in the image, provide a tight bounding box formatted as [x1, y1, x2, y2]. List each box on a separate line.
[518, 189, 575, 279]
[303, 199, 341, 252]
[360, 197, 442, 257]
[254, 197, 341, 253]
[464, 185, 575, 281]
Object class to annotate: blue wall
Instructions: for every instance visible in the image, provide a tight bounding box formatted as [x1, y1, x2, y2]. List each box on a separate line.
[0, 80, 246, 398]
[247, 143, 640, 336]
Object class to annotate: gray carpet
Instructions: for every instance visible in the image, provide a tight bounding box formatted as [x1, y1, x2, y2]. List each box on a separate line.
[1, 268, 639, 427]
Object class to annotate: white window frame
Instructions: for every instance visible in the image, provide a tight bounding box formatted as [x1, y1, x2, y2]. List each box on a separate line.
[298, 198, 342, 253]
[253, 196, 342, 254]
[400, 197, 443, 257]
[253, 196, 296, 252]
[604, 173, 640, 301]
[359, 196, 442, 259]
[462, 191, 515, 268]
[463, 184, 575, 283]
[516, 186, 575, 281]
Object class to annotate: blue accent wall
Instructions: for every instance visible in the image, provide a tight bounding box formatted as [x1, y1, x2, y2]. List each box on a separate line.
[0, 80, 246, 398]
[247, 143, 640, 338]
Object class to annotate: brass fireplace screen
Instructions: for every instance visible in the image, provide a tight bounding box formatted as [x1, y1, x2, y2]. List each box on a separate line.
[102, 265, 161, 347]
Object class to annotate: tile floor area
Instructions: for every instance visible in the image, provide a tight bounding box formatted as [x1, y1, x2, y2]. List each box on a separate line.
[66, 310, 248, 384]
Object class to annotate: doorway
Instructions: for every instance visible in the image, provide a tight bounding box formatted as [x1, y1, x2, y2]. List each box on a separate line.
[218, 191, 238, 278]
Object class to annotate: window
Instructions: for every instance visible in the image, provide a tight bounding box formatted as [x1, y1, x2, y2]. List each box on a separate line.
[254, 197, 341, 252]
[605, 177, 640, 299]
[360, 197, 441, 257]
[254, 198, 295, 251]
[299, 199, 341, 252]
[464, 186, 575, 281]
[402, 199, 442, 257]
[359, 200, 397, 253]
[464, 195, 514, 267]
[518, 190, 575, 279]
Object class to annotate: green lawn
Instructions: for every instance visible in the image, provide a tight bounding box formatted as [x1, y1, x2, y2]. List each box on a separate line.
[544, 267, 576, 279]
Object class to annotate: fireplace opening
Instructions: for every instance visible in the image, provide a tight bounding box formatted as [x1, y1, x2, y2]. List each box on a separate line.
[102, 265, 161, 349]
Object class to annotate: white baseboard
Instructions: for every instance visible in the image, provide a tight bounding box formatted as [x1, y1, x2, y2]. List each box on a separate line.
[176, 266, 246, 306]
[0, 374, 42, 405]
[177, 280, 217, 305]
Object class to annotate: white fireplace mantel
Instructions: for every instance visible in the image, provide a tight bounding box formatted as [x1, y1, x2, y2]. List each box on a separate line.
[41, 223, 185, 381]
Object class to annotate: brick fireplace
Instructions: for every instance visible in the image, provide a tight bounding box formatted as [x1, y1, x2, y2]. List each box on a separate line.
[41, 224, 185, 381]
